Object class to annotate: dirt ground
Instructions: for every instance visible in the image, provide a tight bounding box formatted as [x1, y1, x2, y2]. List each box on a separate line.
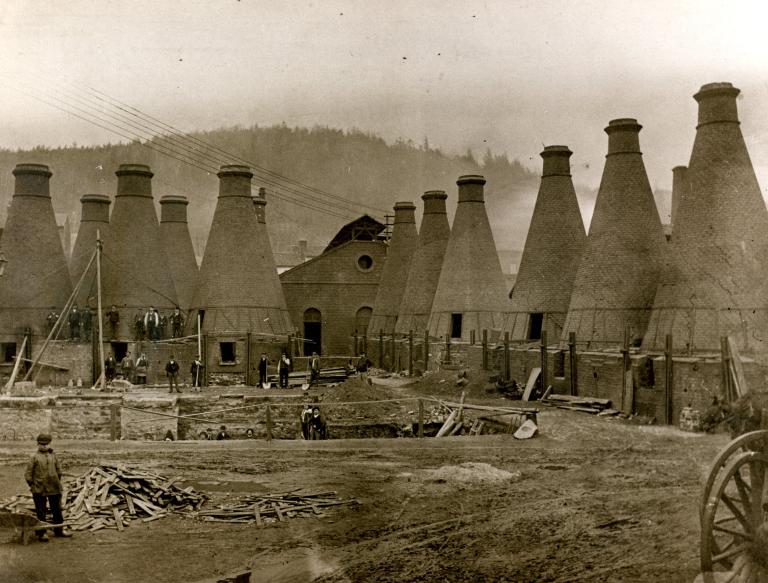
[0, 378, 728, 583]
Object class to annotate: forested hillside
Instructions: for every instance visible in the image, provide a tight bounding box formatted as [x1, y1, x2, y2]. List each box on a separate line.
[0, 124, 570, 254]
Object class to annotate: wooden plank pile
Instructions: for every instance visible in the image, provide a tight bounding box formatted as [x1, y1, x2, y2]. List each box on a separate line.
[434, 393, 539, 437]
[61, 464, 206, 531]
[542, 393, 614, 415]
[196, 490, 357, 525]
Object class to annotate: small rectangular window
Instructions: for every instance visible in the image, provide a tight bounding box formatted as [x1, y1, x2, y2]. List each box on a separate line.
[450, 313, 463, 339]
[527, 313, 543, 341]
[219, 342, 236, 364]
[2, 343, 17, 363]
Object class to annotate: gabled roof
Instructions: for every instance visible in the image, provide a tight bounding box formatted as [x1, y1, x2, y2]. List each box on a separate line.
[323, 214, 386, 253]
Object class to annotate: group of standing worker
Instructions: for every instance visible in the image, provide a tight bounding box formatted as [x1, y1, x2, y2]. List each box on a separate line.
[257, 351, 293, 388]
[131, 306, 185, 341]
[49, 304, 186, 343]
[48, 305, 94, 341]
[102, 352, 203, 391]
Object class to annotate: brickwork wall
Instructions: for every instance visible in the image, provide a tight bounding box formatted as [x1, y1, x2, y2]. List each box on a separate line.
[281, 241, 385, 356]
[177, 395, 302, 440]
[52, 395, 122, 439]
[34, 341, 93, 386]
[0, 397, 54, 441]
[120, 396, 177, 440]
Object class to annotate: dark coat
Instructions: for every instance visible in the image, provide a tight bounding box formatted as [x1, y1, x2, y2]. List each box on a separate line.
[165, 360, 180, 376]
[25, 447, 62, 495]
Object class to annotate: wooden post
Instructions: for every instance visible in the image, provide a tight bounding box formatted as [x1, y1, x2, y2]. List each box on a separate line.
[503, 332, 510, 381]
[202, 334, 209, 387]
[265, 404, 273, 442]
[424, 330, 429, 372]
[23, 328, 32, 375]
[720, 337, 731, 402]
[621, 324, 630, 411]
[378, 329, 384, 368]
[245, 332, 252, 386]
[95, 232, 106, 391]
[470, 330, 475, 345]
[110, 404, 118, 441]
[91, 316, 98, 385]
[287, 334, 293, 358]
[540, 330, 548, 392]
[418, 398, 424, 438]
[390, 334, 396, 372]
[408, 330, 414, 376]
[568, 332, 578, 396]
[353, 332, 358, 356]
[445, 335, 451, 364]
[482, 329, 488, 370]
[665, 334, 674, 425]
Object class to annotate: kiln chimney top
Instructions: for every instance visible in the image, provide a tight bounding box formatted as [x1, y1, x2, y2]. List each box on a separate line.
[116, 164, 153, 197]
[457, 174, 486, 203]
[217, 165, 253, 198]
[605, 118, 642, 156]
[541, 145, 573, 177]
[80, 194, 111, 223]
[393, 201, 416, 223]
[160, 195, 190, 223]
[694, 82, 740, 126]
[13, 163, 52, 196]
[422, 190, 448, 214]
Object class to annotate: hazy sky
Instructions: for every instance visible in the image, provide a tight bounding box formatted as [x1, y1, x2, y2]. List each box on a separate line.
[1, 0, 768, 212]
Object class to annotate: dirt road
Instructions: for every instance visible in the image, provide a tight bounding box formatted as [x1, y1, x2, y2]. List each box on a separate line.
[0, 394, 726, 582]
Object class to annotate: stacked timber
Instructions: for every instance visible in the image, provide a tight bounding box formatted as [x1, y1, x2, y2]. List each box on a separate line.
[196, 491, 357, 525]
[542, 394, 614, 415]
[267, 367, 352, 387]
[63, 465, 206, 531]
[1, 464, 206, 531]
[435, 396, 538, 437]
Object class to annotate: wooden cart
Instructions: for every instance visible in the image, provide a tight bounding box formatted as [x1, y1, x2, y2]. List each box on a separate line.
[700, 429, 768, 581]
[0, 510, 72, 545]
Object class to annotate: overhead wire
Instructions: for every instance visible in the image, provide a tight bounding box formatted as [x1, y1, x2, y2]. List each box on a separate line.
[14, 83, 356, 220]
[31, 75, 385, 219]
[78, 83, 387, 216]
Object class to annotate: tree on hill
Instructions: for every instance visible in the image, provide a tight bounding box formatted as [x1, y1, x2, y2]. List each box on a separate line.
[0, 124, 543, 254]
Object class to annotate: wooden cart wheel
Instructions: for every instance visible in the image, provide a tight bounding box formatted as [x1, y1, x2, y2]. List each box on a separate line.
[701, 430, 768, 520]
[700, 450, 768, 581]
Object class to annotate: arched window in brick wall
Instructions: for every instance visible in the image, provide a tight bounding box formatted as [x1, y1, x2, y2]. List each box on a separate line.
[355, 306, 373, 335]
[303, 308, 322, 356]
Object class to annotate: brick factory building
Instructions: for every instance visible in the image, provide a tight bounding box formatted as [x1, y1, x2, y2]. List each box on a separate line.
[280, 215, 387, 356]
[394, 190, 450, 336]
[505, 146, 586, 343]
[643, 83, 768, 356]
[428, 175, 509, 342]
[561, 119, 666, 349]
